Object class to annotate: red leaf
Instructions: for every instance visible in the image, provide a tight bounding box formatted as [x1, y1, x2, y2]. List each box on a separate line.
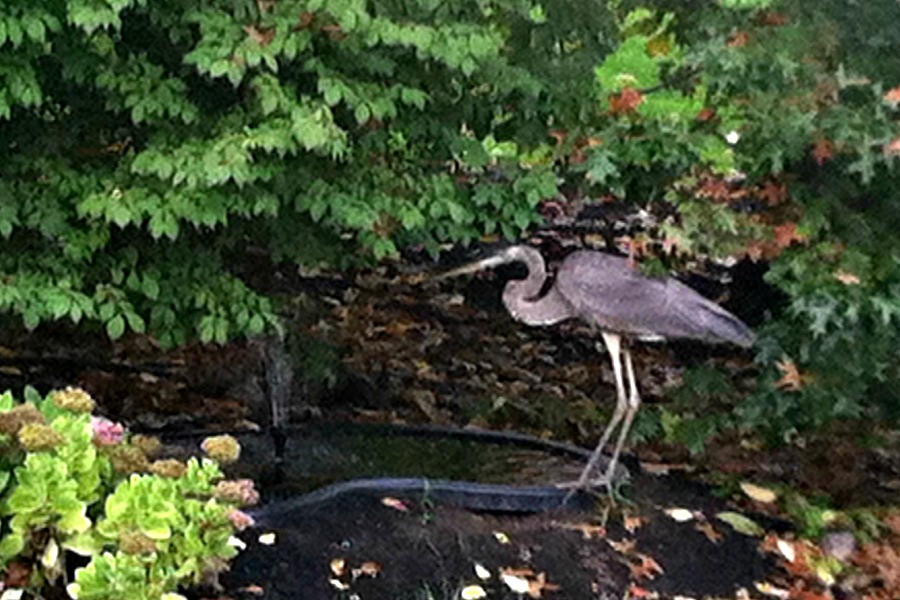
[811, 139, 835, 165]
[609, 88, 643, 115]
[758, 180, 788, 206]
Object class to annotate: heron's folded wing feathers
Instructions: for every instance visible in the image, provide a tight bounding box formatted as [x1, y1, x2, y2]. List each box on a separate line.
[556, 252, 754, 347]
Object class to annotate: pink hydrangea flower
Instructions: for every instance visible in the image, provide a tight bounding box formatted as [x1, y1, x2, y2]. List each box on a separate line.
[227, 509, 255, 531]
[91, 416, 124, 446]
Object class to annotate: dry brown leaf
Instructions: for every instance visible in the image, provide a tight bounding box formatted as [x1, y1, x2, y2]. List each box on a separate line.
[773, 222, 805, 248]
[329, 558, 346, 577]
[811, 139, 835, 165]
[351, 561, 381, 579]
[238, 584, 266, 595]
[527, 572, 561, 598]
[623, 514, 646, 533]
[243, 24, 275, 46]
[696, 520, 724, 543]
[758, 180, 788, 206]
[775, 357, 803, 391]
[558, 522, 607, 539]
[609, 538, 637, 555]
[628, 553, 665, 580]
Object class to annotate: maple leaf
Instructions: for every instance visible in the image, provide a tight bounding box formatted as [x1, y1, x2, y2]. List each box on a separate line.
[775, 357, 803, 391]
[758, 180, 788, 206]
[773, 222, 806, 248]
[811, 139, 835, 165]
[883, 85, 900, 106]
[609, 88, 643, 115]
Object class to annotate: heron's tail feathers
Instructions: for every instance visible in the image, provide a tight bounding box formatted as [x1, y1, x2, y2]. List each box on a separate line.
[688, 298, 756, 348]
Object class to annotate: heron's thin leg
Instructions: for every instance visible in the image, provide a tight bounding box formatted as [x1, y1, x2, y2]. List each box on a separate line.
[604, 346, 641, 483]
[573, 332, 627, 489]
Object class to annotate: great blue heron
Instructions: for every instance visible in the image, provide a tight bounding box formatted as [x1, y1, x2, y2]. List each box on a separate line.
[439, 245, 755, 490]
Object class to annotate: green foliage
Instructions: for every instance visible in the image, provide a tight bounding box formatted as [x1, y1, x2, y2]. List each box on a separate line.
[0, 0, 570, 346]
[0, 388, 251, 599]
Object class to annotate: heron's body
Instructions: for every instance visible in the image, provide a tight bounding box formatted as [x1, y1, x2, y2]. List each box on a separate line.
[440, 245, 754, 491]
[508, 250, 755, 346]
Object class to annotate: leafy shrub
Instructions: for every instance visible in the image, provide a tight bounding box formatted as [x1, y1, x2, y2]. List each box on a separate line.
[0, 387, 256, 600]
[1, 0, 898, 438]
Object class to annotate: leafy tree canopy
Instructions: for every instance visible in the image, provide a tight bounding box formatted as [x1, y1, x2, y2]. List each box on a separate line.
[1, 0, 898, 435]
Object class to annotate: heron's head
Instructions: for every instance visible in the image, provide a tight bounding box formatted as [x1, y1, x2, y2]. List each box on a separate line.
[435, 246, 530, 280]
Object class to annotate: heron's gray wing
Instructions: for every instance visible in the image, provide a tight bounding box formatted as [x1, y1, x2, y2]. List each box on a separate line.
[555, 252, 755, 347]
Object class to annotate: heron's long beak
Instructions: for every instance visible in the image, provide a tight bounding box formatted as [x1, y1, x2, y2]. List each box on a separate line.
[435, 255, 508, 280]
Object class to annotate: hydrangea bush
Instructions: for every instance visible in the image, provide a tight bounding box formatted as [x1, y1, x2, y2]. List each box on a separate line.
[0, 387, 257, 600]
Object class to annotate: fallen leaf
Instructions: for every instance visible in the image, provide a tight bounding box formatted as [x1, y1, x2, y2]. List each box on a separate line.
[696, 521, 724, 543]
[527, 572, 561, 598]
[381, 497, 409, 512]
[257, 532, 276, 545]
[664, 507, 696, 522]
[460, 585, 488, 600]
[626, 584, 655, 598]
[500, 573, 531, 594]
[716, 511, 764, 537]
[330, 558, 346, 577]
[328, 578, 350, 591]
[754, 581, 790, 598]
[623, 514, 646, 533]
[557, 521, 607, 539]
[628, 553, 665, 580]
[351, 561, 381, 579]
[493, 531, 511, 545]
[776, 538, 797, 563]
[237, 584, 265, 595]
[740, 482, 778, 503]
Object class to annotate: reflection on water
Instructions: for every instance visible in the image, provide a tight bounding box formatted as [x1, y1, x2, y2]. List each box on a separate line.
[167, 423, 590, 500]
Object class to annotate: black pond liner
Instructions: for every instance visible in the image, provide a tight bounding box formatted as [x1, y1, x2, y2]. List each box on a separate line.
[158, 422, 607, 509]
[158, 423, 777, 600]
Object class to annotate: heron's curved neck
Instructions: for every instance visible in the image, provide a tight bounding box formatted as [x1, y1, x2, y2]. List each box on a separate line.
[510, 246, 548, 299]
[501, 247, 572, 326]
